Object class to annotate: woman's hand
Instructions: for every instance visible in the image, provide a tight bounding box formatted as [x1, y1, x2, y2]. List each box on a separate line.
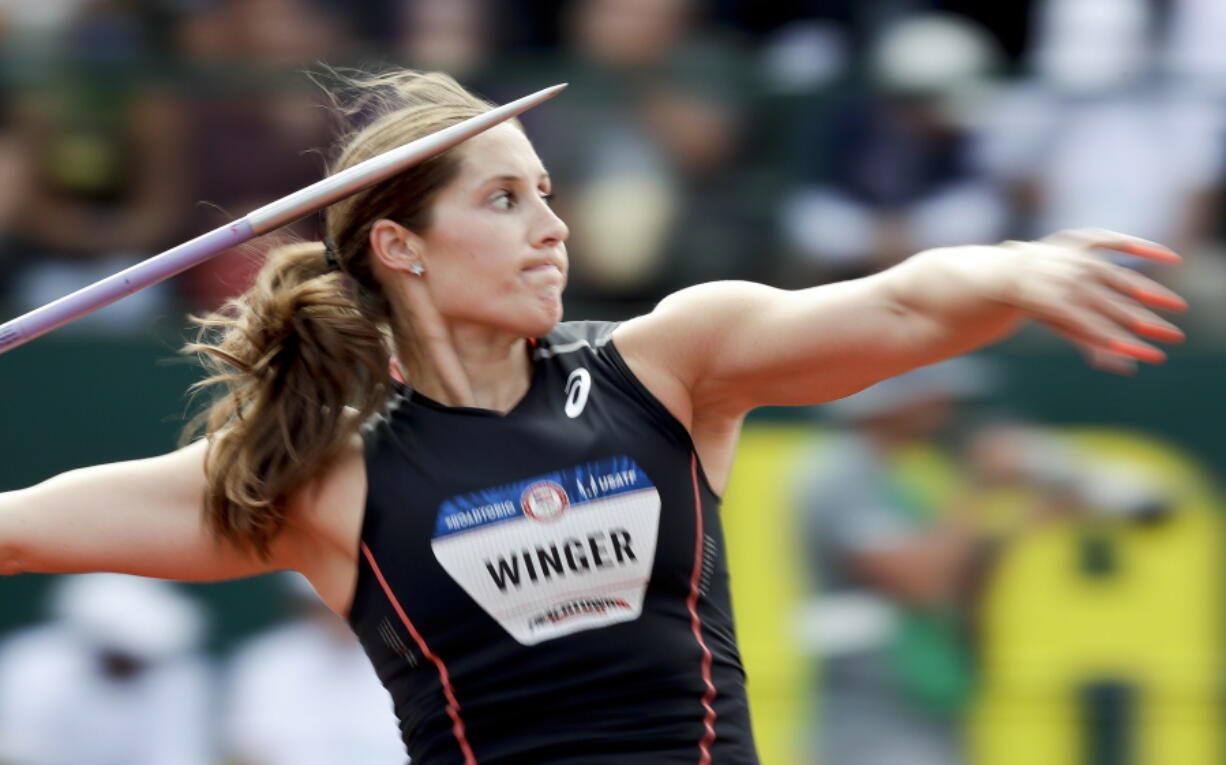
[988, 229, 1187, 375]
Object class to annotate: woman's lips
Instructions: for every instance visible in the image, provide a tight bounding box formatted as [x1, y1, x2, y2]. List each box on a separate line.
[522, 263, 561, 274]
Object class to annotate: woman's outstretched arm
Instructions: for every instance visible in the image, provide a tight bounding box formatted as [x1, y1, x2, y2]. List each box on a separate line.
[616, 230, 1187, 417]
[0, 439, 284, 581]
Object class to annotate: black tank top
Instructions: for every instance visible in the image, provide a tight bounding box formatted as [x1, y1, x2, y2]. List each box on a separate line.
[348, 321, 760, 764]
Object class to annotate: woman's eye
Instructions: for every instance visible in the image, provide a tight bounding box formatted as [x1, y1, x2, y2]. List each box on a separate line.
[492, 190, 515, 210]
[540, 192, 555, 204]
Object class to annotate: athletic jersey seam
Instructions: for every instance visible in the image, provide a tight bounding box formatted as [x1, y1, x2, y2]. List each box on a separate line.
[347, 392, 410, 624]
[361, 542, 478, 764]
[686, 454, 719, 763]
[602, 333, 723, 502]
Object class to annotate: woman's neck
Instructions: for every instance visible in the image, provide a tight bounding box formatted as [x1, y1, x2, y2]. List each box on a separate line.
[395, 319, 534, 413]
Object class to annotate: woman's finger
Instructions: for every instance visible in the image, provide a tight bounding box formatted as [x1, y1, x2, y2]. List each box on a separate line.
[1132, 321, 1186, 344]
[1075, 342, 1138, 376]
[1078, 282, 1186, 345]
[1043, 228, 1183, 265]
[1089, 259, 1189, 312]
[1036, 303, 1167, 364]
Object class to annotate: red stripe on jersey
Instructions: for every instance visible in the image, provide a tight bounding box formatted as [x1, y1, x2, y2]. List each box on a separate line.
[685, 455, 718, 764]
[361, 542, 477, 764]
[389, 358, 406, 384]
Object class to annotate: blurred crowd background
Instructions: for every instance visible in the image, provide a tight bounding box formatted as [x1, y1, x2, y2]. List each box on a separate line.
[0, 0, 1224, 763]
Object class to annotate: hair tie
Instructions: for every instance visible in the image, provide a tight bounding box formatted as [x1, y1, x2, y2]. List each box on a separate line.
[322, 237, 342, 272]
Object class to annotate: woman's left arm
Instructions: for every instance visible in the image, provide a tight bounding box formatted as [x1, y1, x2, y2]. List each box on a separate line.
[615, 231, 1187, 418]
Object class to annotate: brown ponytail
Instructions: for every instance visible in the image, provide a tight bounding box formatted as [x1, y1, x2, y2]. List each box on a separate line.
[183, 241, 391, 558]
[183, 69, 502, 557]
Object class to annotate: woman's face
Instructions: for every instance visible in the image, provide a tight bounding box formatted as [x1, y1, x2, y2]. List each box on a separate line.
[410, 123, 569, 338]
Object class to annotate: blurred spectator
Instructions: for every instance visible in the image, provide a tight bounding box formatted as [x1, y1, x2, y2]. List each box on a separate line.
[1159, 0, 1226, 336]
[223, 573, 406, 765]
[0, 93, 32, 316]
[392, 0, 497, 82]
[780, 12, 1006, 283]
[172, 0, 351, 310]
[177, 0, 349, 73]
[982, 0, 1223, 261]
[0, 0, 93, 82]
[0, 0, 90, 43]
[528, 0, 766, 313]
[796, 361, 1143, 764]
[759, 18, 849, 97]
[0, 574, 211, 765]
[9, 0, 185, 333]
[1164, 0, 1226, 96]
[798, 360, 990, 765]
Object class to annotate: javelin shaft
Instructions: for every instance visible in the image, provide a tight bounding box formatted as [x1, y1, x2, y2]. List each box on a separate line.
[0, 221, 254, 353]
[0, 83, 567, 355]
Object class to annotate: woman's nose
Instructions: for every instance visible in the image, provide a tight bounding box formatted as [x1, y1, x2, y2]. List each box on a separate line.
[535, 201, 569, 247]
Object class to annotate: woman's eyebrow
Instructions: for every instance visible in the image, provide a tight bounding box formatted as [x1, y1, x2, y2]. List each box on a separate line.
[480, 171, 552, 186]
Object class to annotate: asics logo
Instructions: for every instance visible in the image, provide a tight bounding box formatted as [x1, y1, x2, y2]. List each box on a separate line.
[564, 368, 592, 418]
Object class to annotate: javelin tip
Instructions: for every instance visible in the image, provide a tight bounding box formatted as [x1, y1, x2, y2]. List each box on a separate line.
[520, 83, 568, 104]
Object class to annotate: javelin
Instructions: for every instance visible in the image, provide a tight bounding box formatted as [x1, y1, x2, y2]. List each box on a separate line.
[0, 82, 568, 355]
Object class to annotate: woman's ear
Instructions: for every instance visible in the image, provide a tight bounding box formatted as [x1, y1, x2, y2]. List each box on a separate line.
[370, 219, 426, 275]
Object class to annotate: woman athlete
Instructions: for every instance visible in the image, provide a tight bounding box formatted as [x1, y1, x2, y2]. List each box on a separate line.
[0, 71, 1187, 763]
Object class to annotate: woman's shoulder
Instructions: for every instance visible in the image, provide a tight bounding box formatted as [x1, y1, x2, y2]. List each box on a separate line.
[538, 320, 620, 353]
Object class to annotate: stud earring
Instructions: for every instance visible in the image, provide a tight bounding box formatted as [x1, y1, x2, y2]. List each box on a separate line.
[409, 262, 425, 276]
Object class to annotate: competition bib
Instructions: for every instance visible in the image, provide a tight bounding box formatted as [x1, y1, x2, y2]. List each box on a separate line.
[431, 456, 661, 645]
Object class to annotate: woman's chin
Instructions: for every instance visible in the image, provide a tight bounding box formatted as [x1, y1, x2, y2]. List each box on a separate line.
[532, 301, 564, 336]
[481, 291, 562, 338]
[538, 289, 564, 318]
